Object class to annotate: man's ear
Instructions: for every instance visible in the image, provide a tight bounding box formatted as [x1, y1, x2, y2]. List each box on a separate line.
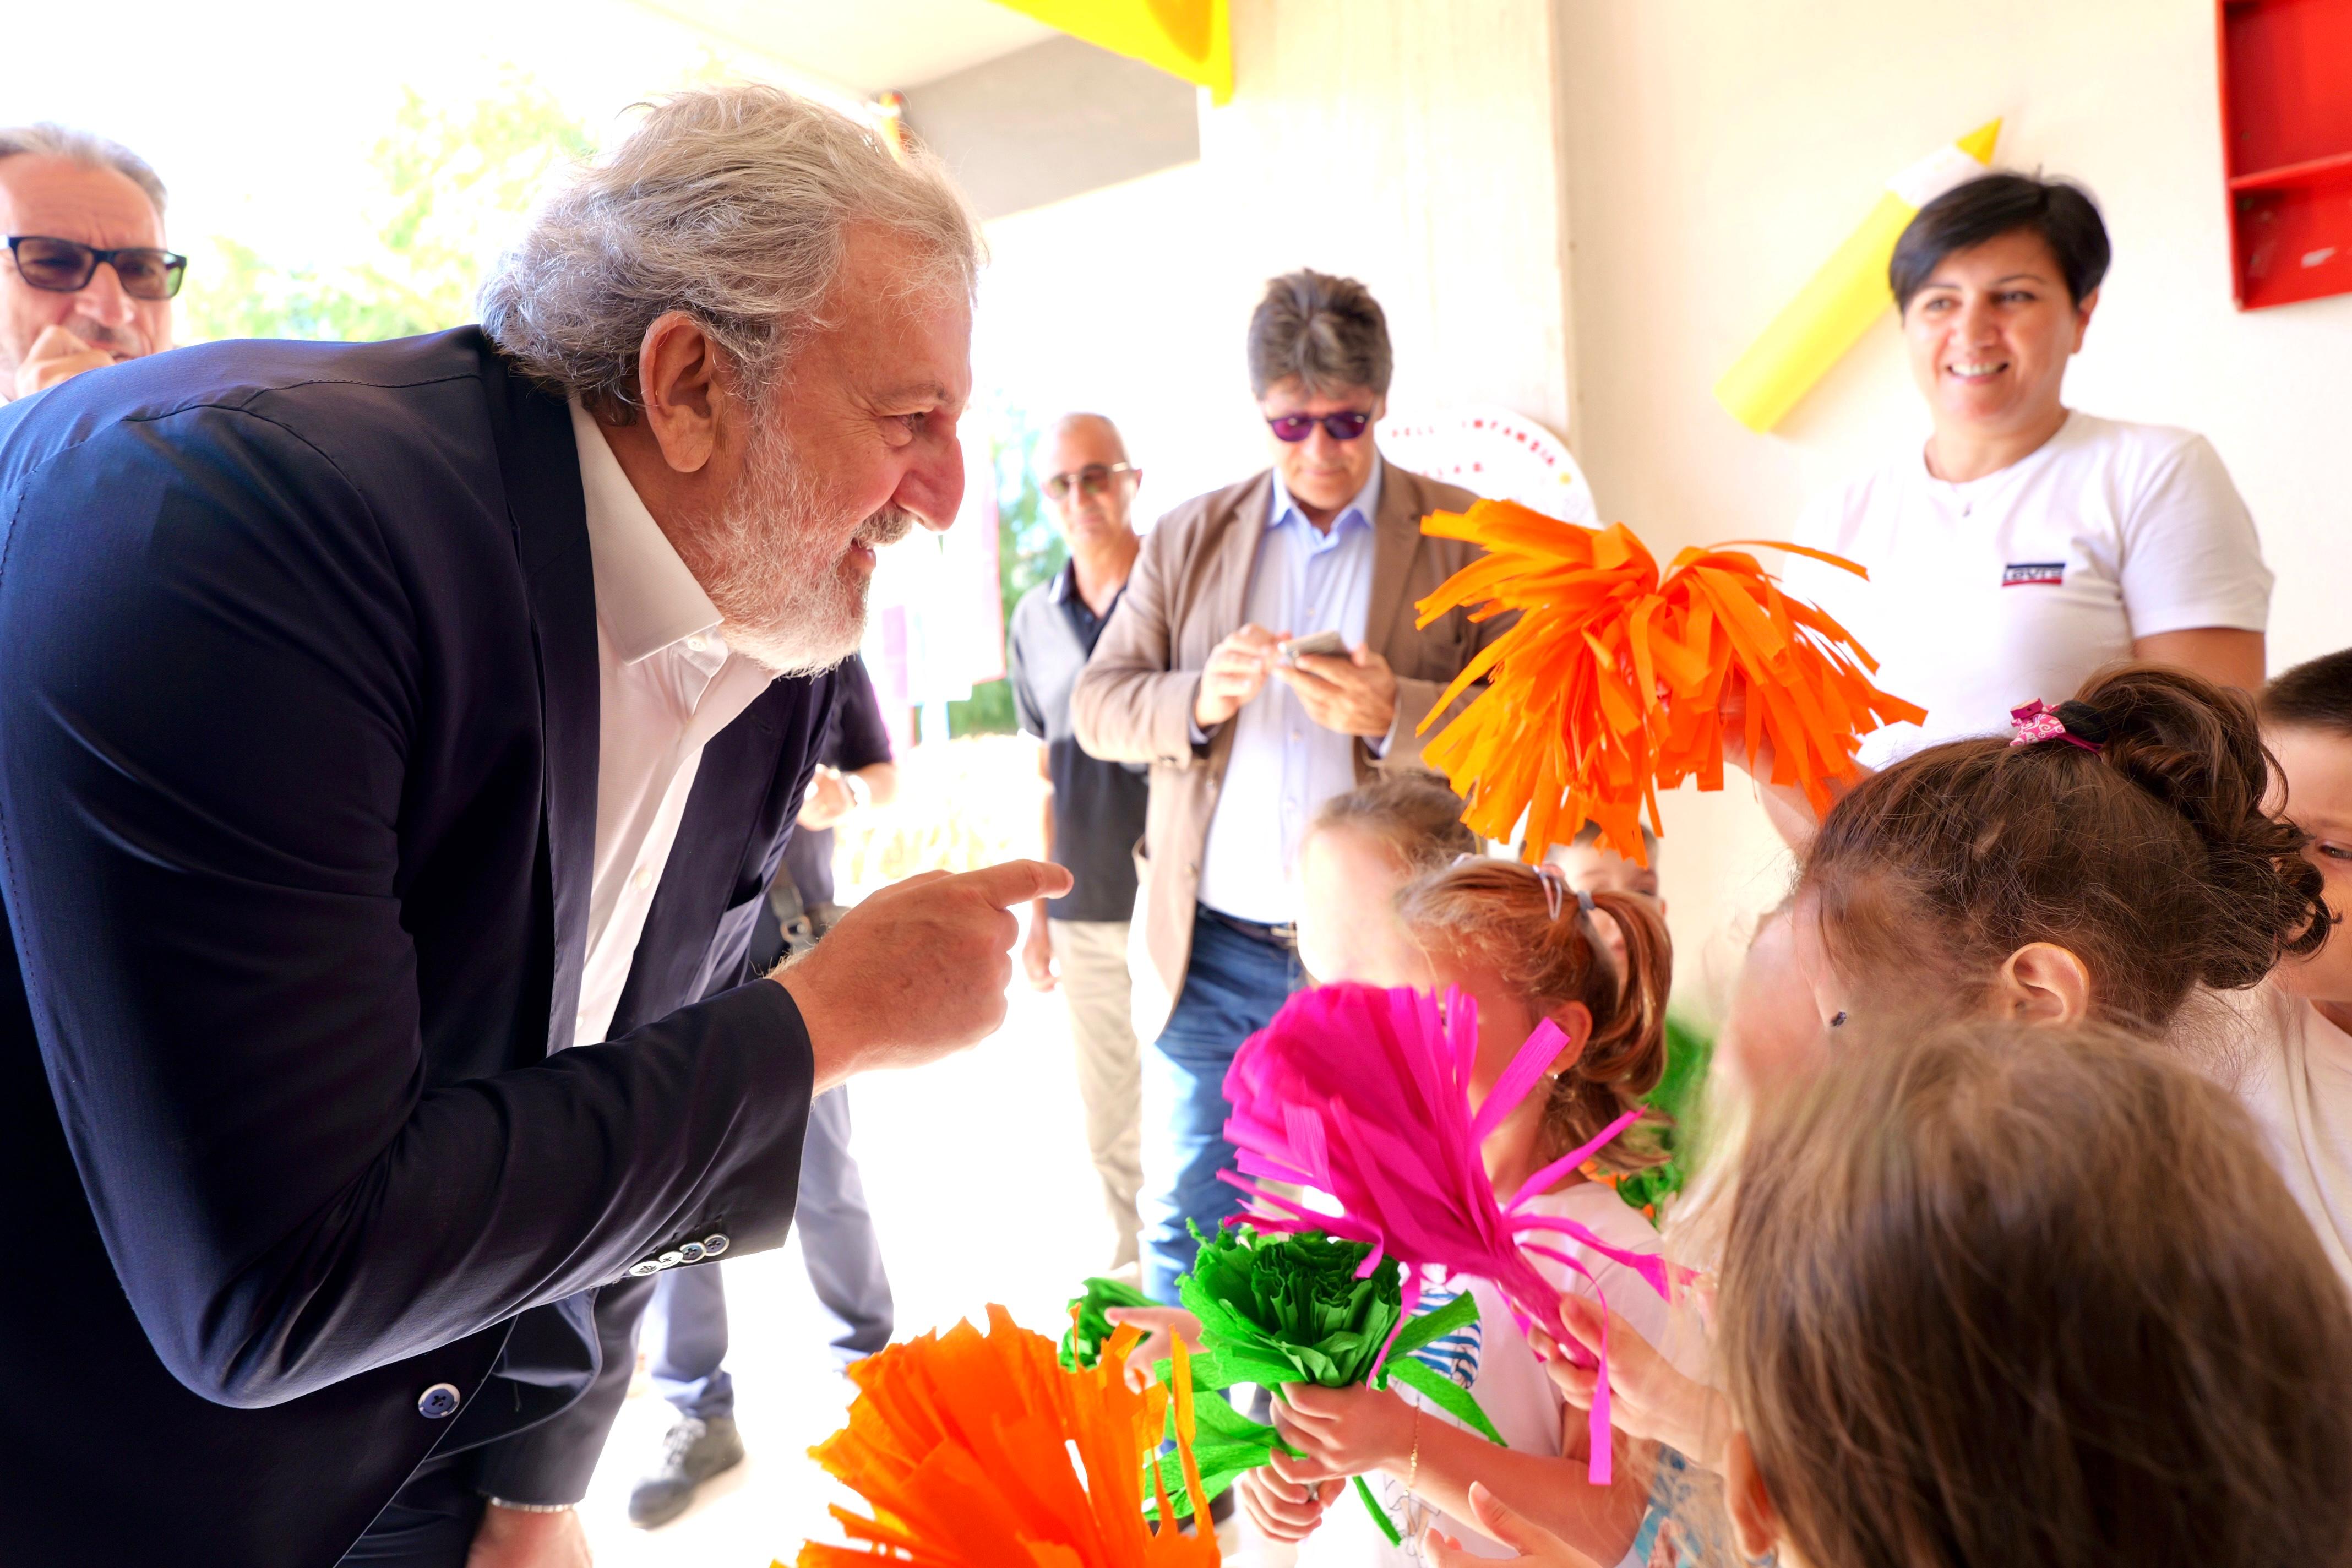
[633, 310, 733, 475]
[1994, 941, 2094, 1025]
[1724, 1429, 1785, 1565]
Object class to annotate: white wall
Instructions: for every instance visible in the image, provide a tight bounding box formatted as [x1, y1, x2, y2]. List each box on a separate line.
[1556, 0, 2352, 1014]
[1201, 0, 1578, 440]
[972, 0, 1579, 526]
[976, 161, 1256, 525]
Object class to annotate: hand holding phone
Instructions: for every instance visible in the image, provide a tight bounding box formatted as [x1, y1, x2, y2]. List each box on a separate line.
[1277, 629, 1348, 666]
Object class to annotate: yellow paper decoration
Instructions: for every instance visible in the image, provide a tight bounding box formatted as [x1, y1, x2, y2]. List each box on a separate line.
[988, 0, 1233, 103]
[1714, 119, 2001, 432]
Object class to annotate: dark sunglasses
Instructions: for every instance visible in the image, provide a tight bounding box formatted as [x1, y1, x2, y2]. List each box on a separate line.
[1043, 461, 1137, 501]
[7, 235, 188, 301]
[1265, 410, 1373, 444]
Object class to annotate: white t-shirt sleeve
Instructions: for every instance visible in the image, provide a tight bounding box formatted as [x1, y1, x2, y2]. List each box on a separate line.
[2114, 432, 2271, 640]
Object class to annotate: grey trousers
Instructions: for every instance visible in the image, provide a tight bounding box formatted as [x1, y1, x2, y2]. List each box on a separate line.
[646, 1084, 892, 1419]
[1050, 918, 1144, 1274]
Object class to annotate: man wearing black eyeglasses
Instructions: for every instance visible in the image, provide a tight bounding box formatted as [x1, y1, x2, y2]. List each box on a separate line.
[0, 124, 179, 402]
[1070, 269, 1509, 1308]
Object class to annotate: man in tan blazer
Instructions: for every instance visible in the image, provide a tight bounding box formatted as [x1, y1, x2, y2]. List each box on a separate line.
[1071, 270, 1507, 1299]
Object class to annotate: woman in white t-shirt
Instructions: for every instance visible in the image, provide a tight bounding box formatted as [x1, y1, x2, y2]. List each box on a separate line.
[1774, 173, 2270, 837]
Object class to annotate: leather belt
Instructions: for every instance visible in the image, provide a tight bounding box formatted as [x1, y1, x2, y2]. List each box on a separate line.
[1197, 904, 1297, 948]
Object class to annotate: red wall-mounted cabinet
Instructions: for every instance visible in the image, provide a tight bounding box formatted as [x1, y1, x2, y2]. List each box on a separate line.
[2218, 0, 2352, 309]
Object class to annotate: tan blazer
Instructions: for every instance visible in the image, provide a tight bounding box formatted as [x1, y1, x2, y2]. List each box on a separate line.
[1070, 462, 1506, 1039]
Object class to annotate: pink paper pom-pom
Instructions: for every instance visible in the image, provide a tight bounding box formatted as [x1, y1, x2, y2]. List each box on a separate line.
[1220, 982, 1677, 1483]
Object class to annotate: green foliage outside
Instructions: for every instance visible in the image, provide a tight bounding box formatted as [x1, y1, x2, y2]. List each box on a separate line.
[179, 77, 592, 345]
[948, 403, 1068, 738]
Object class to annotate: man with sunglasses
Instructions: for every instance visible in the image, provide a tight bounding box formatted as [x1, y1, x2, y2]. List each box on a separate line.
[1008, 412, 1152, 1276]
[0, 124, 181, 401]
[1070, 270, 1507, 1304]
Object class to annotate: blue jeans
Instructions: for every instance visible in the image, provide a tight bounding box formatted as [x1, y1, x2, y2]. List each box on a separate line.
[1141, 908, 1303, 1301]
[647, 1085, 892, 1419]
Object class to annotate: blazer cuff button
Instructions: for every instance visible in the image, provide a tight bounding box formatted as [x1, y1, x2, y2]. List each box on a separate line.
[702, 1233, 731, 1257]
[626, 1260, 662, 1278]
[417, 1382, 461, 1419]
[676, 1240, 706, 1264]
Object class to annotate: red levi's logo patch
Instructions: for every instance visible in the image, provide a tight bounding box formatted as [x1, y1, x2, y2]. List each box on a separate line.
[2002, 562, 2066, 586]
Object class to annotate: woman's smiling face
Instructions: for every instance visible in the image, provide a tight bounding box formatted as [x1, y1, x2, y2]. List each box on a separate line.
[1902, 226, 2095, 441]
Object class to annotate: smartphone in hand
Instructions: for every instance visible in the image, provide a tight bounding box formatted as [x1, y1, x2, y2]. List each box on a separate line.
[1277, 629, 1348, 665]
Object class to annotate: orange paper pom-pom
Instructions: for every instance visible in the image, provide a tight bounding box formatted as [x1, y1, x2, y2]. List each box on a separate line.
[1414, 501, 1924, 866]
[793, 1306, 1217, 1568]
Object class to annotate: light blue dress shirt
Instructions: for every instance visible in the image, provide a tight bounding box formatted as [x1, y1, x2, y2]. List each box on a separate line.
[1195, 459, 1384, 923]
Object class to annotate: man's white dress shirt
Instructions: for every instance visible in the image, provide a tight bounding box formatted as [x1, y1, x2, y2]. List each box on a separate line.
[1194, 459, 1383, 924]
[567, 399, 772, 1050]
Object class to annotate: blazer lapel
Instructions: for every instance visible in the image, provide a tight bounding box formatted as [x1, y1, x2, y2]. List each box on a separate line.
[1212, 470, 1276, 639]
[1365, 461, 1428, 651]
[481, 348, 598, 1057]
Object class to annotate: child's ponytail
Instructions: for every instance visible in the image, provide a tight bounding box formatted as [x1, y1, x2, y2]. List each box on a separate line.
[1398, 861, 1676, 1173]
[1576, 888, 1673, 1097]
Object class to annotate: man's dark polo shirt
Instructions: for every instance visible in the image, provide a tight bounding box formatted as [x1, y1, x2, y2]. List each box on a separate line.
[1008, 560, 1150, 923]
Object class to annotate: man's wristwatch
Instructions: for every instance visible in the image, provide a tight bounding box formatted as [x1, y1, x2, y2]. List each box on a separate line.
[484, 1498, 574, 1514]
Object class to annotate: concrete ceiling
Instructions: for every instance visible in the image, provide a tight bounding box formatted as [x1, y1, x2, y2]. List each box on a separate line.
[641, 0, 1059, 94]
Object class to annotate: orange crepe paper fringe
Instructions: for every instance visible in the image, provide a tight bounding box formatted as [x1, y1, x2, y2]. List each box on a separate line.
[1414, 502, 1925, 866]
[792, 1306, 1217, 1568]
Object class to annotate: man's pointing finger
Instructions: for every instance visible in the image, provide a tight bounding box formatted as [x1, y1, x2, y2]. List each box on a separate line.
[960, 858, 1074, 910]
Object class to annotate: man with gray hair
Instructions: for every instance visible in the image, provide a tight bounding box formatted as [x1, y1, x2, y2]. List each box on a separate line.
[1071, 269, 1504, 1305]
[0, 122, 181, 399]
[0, 84, 1065, 1568]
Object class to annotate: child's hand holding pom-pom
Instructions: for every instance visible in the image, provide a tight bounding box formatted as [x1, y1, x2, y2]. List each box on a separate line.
[1532, 1293, 1728, 1471]
[1267, 1382, 1423, 1484]
[1236, 1464, 1346, 1543]
[1423, 1482, 1603, 1568]
[1103, 1304, 1201, 1393]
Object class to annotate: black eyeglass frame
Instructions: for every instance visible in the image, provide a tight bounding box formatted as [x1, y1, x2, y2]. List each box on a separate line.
[1264, 410, 1375, 444]
[1042, 461, 1140, 502]
[6, 235, 189, 301]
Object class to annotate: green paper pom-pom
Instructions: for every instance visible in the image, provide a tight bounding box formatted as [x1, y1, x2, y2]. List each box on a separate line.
[1057, 1275, 1157, 1371]
[1177, 1226, 1404, 1392]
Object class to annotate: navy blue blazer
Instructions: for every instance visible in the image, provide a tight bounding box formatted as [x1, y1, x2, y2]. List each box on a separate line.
[0, 330, 831, 1565]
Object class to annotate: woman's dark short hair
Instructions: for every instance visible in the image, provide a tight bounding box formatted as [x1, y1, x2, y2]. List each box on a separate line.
[1890, 172, 2111, 312]
[2262, 649, 2352, 738]
[1247, 269, 1392, 399]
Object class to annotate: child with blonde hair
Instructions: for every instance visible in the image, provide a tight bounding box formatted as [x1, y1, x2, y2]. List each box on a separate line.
[1245, 845, 1694, 1565]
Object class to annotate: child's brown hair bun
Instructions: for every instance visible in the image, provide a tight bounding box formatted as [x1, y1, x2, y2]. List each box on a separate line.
[2070, 664, 2327, 989]
[1801, 662, 2328, 1030]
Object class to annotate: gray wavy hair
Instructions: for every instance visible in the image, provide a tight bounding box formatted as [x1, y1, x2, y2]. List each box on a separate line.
[0, 123, 168, 220]
[480, 84, 978, 415]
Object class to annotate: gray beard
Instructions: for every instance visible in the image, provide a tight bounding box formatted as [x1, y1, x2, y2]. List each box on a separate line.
[696, 422, 918, 676]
